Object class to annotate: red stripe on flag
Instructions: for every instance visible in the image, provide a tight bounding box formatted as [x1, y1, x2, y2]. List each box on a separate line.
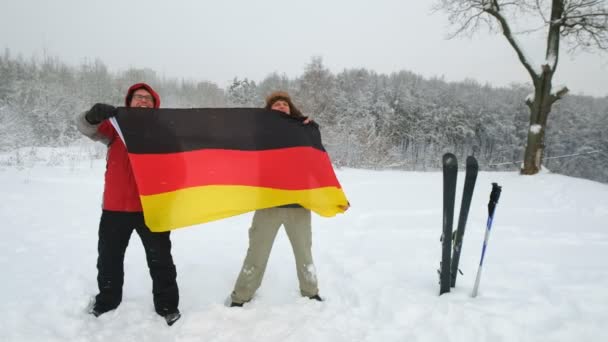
[129, 146, 342, 196]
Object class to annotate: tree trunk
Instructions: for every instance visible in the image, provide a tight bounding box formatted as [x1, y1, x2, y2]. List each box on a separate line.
[520, 0, 567, 175]
[521, 125, 544, 174]
[521, 69, 555, 175]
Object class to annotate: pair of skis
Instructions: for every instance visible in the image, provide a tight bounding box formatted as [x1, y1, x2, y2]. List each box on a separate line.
[439, 153, 503, 296]
[439, 153, 478, 295]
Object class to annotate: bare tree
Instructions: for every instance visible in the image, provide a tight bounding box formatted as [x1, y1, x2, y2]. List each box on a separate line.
[435, 0, 608, 174]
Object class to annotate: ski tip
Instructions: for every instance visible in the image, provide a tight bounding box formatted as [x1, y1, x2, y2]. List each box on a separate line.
[442, 153, 458, 166]
[466, 155, 479, 169]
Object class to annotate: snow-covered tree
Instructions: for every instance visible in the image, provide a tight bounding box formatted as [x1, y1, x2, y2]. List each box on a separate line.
[226, 78, 259, 107]
[436, 0, 608, 174]
[295, 57, 335, 122]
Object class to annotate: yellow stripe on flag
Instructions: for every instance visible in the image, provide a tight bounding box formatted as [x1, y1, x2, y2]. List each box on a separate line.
[141, 185, 349, 232]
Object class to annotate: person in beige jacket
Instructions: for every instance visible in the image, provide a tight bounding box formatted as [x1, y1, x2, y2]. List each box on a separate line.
[229, 91, 347, 307]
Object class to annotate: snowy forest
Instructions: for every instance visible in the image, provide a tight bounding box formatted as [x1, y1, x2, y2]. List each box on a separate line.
[1, 50, 607, 183]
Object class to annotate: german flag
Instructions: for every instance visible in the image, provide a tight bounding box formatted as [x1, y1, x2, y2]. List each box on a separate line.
[112, 108, 349, 232]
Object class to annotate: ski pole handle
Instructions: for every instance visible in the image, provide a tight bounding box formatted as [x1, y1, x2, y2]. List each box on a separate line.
[488, 183, 502, 216]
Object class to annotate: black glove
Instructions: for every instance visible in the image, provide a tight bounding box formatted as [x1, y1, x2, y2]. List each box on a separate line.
[301, 116, 319, 128]
[85, 103, 118, 124]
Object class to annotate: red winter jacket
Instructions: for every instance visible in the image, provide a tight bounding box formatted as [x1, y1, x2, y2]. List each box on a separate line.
[77, 83, 161, 212]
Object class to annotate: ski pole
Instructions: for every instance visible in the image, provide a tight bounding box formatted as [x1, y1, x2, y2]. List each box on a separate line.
[471, 182, 502, 298]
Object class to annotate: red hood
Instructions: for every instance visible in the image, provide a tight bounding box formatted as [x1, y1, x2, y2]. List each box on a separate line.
[125, 83, 161, 108]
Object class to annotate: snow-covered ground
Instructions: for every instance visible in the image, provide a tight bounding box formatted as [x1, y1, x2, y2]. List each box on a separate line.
[1, 149, 607, 342]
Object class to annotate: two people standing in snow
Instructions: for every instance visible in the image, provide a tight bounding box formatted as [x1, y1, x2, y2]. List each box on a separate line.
[75, 83, 181, 326]
[77, 86, 348, 323]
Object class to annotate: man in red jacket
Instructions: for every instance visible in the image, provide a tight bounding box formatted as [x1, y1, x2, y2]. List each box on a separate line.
[76, 83, 180, 326]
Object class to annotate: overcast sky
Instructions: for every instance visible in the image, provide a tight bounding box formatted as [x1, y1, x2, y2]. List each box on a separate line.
[1, 0, 606, 96]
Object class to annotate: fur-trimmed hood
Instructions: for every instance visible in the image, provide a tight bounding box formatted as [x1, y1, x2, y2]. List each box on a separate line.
[264, 91, 303, 118]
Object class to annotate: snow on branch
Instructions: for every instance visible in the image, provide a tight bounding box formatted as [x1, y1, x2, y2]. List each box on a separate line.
[552, 85, 569, 99]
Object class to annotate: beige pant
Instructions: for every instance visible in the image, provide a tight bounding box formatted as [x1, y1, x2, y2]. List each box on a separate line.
[231, 207, 319, 304]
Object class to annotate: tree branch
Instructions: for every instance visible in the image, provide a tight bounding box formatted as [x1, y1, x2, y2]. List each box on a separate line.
[484, 5, 540, 82]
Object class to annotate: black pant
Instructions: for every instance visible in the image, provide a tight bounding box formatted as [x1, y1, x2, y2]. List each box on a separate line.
[95, 210, 179, 315]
